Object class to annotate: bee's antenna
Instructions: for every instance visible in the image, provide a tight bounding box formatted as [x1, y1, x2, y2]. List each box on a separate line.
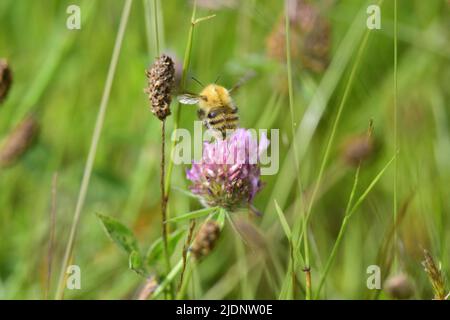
[214, 75, 222, 84]
[191, 76, 204, 88]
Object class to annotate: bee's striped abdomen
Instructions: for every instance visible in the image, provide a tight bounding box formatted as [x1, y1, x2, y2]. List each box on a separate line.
[205, 110, 239, 137]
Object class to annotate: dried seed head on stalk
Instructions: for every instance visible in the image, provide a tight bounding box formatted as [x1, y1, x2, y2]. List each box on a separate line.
[0, 59, 13, 104]
[422, 249, 448, 300]
[266, 0, 331, 74]
[341, 134, 375, 167]
[0, 115, 39, 168]
[145, 55, 175, 121]
[190, 220, 221, 260]
[384, 273, 414, 300]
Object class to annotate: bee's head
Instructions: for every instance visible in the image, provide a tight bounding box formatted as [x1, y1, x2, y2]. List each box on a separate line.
[198, 84, 232, 110]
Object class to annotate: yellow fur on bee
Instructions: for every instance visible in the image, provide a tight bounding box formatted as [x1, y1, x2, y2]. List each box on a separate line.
[199, 84, 232, 112]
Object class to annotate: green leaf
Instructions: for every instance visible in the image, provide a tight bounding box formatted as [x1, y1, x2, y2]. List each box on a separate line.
[129, 250, 146, 277]
[96, 213, 139, 255]
[146, 229, 185, 267]
[274, 200, 292, 240]
[166, 207, 219, 223]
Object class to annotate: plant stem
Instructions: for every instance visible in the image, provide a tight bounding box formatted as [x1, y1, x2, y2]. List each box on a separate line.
[160, 119, 172, 298]
[152, 259, 184, 299]
[45, 172, 58, 300]
[284, 0, 307, 300]
[315, 166, 360, 298]
[177, 219, 196, 295]
[153, 0, 160, 56]
[298, 1, 380, 298]
[393, 0, 399, 272]
[164, 2, 197, 195]
[54, 0, 132, 300]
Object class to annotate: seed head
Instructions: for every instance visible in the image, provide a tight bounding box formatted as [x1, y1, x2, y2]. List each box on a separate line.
[191, 220, 221, 260]
[341, 134, 374, 167]
[0, 115, 39, 168]
[384, 273, 414, 300]
[0, 59, 13, 104]
[145, 55, 175, 121]
[422, 250, 448, 300]
[266, 0, 331, 74]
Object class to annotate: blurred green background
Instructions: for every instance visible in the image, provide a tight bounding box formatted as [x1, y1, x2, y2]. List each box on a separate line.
[0, 0, 449, 299]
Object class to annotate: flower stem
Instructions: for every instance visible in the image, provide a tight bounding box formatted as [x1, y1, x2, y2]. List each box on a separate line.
[284, 0, 307, 300]
[160, 119, 172, 298]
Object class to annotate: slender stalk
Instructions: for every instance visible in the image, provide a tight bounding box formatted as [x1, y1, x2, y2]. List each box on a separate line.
[152, 259, 184, 299]
[177, 261, 193, 299]
[393, 0, 399, 272]
[177, 219, 196, 295]
[45, 172, 58, 300]
[284, 0, 307, 299]
[55, 0, 132, 300]
[315, 152, 396, 299]
[298, 3, 380, 298]
[164, 2, 197, 195]
[163, 5, 214, 197]
[160, 120, 172, 296]
[315, 166, 360, 298]
[152, 0, 171, 294]
[160, 6, 215, 296]
[153, 0, 160, 56]
[143, 0, 153, 56]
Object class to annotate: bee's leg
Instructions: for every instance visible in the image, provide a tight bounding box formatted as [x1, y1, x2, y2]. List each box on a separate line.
[197, 109, 205, 120]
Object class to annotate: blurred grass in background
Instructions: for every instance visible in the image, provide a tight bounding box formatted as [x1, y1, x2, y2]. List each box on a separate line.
[0, 0, 449, 299]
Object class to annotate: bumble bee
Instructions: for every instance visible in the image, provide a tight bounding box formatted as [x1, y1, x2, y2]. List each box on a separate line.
[177, 84, 239, 137]
[177, 73, 254, 137]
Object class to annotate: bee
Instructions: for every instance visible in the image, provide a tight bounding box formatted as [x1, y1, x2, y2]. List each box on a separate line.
[177, 73, 253, 138]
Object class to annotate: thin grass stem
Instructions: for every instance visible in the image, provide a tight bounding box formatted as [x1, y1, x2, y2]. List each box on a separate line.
[153, 0, 160, 56]
[45, 172, 58, 300]
[177, 219, 196, 295]
[393, 0, 399, 272]
[284, 0, 307, 300]
[298, 2, 382, 299]
[54, 0, 132, 300]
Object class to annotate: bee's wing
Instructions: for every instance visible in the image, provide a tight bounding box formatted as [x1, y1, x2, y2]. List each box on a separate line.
[229, 71, 256, 93]
[177, 94, 200, 105]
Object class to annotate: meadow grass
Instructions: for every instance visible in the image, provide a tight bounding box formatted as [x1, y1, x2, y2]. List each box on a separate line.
[0, 0, 449, 300]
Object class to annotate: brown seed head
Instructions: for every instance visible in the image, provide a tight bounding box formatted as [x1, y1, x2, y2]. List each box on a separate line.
[266, 0, 331, 74]
[341, 134, 374, 167]
[191, 220, 221, 260]
[0, 59, 13, 104]
[0, 115, 40, 168]
[422, 250, 448, 300]
[145, 55, 175, 121]
[384, 273, 414, 300]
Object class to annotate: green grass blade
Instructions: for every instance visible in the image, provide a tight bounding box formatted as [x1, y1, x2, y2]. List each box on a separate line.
[167, 207, 219, 223]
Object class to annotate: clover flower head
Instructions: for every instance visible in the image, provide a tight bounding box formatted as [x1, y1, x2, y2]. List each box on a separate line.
[186, 129, 269, 212]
